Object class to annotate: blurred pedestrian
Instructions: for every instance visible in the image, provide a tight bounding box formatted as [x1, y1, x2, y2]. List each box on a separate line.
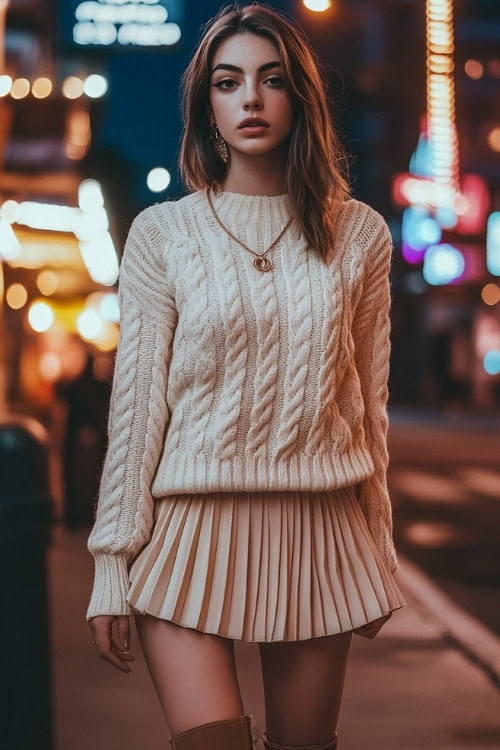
[57, 350, 111, 527]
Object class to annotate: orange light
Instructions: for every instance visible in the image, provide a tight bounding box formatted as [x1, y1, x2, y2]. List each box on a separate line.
[464, 59, 484, 79]
[487, 127, 500, 153]
[6, 283, 28, 309]
[481, 283, 500, 306]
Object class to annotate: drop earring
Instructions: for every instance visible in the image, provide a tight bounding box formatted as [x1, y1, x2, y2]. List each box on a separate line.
[210, 121, 229, 164]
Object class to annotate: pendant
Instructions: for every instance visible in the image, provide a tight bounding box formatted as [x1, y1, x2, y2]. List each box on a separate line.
[254, 256, 272, 272]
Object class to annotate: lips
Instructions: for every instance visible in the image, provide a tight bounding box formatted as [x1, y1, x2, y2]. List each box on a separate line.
[238, 117, 269, 128]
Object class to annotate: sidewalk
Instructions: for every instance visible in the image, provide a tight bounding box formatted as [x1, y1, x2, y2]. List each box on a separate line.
[48, 522, 500, 750]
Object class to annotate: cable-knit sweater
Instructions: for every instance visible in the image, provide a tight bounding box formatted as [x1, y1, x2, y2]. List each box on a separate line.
[85, 188, 398, 621]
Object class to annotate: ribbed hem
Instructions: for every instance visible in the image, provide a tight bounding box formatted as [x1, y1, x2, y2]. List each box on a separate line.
[86, 552, 132, 621]
[153, 447, 375, 495]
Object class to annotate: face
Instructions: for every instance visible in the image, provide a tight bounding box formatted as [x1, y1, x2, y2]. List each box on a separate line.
[208, 32, 294, 157]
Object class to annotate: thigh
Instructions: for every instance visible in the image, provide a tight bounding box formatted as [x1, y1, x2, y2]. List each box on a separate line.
[258, 630, 353, 746]
[135, 614, 244, 736]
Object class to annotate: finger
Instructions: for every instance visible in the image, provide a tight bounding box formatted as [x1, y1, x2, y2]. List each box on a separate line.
[117, 617, 131, 651]
[110, 638, 135, 661]
[103, 643, 133, 673]
[105, 649, 133, 673]
[95, 620, 132, 674]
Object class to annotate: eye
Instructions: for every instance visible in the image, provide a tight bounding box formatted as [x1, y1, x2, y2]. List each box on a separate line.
[214, 78, 237, 89]
[213, 75, 284, 90]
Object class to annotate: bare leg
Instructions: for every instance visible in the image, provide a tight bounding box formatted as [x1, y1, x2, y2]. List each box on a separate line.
[258, 630, 353, 746]
[135, 614, 245, 737]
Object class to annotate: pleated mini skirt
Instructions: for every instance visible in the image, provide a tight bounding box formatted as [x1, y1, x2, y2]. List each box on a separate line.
[125, 486, 407, 643]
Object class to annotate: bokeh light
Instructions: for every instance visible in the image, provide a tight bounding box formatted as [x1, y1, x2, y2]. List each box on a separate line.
[481, 283, 500, 306]
[28, 301, 54, 332]
[31, 77, 53, 98]
[37, 270, 59, 296]
[83, 74, 108, 98]
[464, 59, 484, 79]
[147, 167, 171, 193]
[6, 283, 28, 310]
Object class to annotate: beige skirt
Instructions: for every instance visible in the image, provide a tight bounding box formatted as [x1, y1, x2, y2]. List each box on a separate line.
[126, 486, 406, 643]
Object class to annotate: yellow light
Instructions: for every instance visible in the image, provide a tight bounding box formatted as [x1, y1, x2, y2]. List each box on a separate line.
[94, 323, 119, 352]
[28, 301, 54, 332]
[62, 76, 84, 99]
[10, 78, 30, 99]
[65, 108, 91, 160]
[425, 0, 460, 207]
[487, 127, 500, 153]
[303, 0, 332, 11]
[77, 309, 102, 340]
[37, 270, 59, 295]
[481, 283, 500, 306]
[32, 77, 53, 98]
[6, 283, 28, 309]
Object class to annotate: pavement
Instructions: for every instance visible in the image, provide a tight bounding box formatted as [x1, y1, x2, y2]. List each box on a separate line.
[47, 521, 500, 750]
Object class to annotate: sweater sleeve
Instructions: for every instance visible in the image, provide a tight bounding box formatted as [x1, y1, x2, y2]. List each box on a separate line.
[85, 207, 178, 621]
[351, 214, 399, 574]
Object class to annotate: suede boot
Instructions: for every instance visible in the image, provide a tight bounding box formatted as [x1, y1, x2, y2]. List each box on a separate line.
[170, 713, 261, 749]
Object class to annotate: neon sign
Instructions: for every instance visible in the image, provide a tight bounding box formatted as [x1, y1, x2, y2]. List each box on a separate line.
[72, 0, 182, 48]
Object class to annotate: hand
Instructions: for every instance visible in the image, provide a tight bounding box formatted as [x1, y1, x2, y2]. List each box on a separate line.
[352, 612, 392, 639]
[88, 615, 136, 674]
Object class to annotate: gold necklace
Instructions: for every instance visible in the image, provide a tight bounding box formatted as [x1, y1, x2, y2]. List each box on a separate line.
[206, 181, 293, 272]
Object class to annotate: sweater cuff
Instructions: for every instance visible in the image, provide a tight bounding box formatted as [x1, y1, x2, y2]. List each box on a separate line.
[86, 552, 133, 621]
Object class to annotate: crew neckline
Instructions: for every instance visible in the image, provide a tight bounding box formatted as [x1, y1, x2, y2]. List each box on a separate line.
[195, 184, 295, 233]
[206, 183, 289, 199]
[214, 189, 289, 199]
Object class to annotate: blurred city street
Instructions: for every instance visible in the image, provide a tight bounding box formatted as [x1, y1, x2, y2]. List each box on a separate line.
[50, 497, 500, 750]
[389, 408, 500, 636]
[46, 408, 500, 750]
[1, 1, 500, 748]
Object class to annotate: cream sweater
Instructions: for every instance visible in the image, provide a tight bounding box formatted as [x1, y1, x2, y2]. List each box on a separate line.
[86, 187, 399, 621]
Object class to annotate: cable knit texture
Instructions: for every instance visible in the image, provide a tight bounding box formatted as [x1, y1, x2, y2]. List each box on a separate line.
[86, 188, 399, 621]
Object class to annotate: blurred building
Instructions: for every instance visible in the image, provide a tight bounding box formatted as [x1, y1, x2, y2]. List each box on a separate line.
[0, 1, 499, 473]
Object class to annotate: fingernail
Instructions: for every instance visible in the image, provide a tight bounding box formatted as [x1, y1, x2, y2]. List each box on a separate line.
[124, 640, 129, 650]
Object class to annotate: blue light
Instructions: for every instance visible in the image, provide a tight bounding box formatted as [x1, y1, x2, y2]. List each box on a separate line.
[435, 206, 458, 229]
[484, 349, 500, 375]
[402, 206, 442, 250]
[422, 243, 466, 285]
[409, 133, 433, 177]
[486, 212, 500, 276]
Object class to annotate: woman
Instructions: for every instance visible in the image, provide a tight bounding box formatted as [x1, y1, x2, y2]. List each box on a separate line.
[86, 3, 406, 749]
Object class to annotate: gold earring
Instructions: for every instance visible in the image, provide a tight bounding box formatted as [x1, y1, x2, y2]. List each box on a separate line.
[210, 122, 229, 164]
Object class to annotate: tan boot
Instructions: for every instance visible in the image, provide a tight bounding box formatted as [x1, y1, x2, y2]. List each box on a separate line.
[170, 713, 260, 749]
[262, 730, 338, 749]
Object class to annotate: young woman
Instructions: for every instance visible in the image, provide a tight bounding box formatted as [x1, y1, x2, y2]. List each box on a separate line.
[86, 3, 407, 749]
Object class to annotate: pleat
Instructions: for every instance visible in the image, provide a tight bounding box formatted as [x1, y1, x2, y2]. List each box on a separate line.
[126, 487, 406, 642]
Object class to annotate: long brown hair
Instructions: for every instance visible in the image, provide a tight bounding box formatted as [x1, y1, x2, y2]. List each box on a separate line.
[178, 2, 352, 261]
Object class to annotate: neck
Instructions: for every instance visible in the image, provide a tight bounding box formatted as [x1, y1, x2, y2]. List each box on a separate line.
[220, 145, 288, 196]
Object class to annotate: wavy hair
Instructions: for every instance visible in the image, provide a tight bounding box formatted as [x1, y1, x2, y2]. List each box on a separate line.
[178, 2, 352, 261]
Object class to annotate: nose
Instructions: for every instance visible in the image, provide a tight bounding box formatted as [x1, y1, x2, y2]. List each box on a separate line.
[242, 79, 263, 110]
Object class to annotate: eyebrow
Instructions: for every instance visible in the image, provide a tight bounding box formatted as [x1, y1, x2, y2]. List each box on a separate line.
[212, 61, 282, 75]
